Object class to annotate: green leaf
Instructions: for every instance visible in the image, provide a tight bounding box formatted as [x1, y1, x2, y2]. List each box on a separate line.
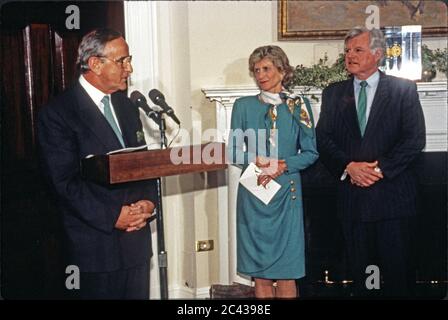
[291, 53, 349, 101]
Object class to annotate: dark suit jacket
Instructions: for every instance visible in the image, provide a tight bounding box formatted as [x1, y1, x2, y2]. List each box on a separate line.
[316, 72, 426, 222]
[38, 82, 157, 272]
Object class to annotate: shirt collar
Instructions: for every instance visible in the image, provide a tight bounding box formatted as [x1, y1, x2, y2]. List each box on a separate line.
[354, 70, 380, 88]
[79, 75, 109, 107]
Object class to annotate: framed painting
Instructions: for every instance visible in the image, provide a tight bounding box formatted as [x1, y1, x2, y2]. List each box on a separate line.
[278, 0, 448, 40]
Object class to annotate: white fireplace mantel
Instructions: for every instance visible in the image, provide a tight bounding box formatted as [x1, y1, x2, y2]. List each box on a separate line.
[203, 81, 447, 285]
[203, 82, 448, 152]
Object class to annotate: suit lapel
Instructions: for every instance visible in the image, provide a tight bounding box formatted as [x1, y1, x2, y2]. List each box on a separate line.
[338, 79, 361, 139]
[363, 72, 390, 140]
[74, 84, 124, 150]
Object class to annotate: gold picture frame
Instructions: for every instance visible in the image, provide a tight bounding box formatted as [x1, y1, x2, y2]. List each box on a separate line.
[278, 0, 448, 40]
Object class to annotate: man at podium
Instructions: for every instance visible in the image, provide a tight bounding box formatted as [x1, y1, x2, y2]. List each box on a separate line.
[38, 28, 157, 299]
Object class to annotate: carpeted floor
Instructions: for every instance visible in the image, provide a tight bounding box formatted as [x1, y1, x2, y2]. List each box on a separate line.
[209, 281, 447, 299]
[210, 283, 255, 299]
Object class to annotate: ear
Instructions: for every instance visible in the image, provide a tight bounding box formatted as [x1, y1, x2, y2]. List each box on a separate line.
[374, 49, 382, 63]
[87, 56, 102, 75]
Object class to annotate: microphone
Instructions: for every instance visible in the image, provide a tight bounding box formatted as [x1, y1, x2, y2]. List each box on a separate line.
[148, 89, 181, 125]
[130, 90, 159, 124]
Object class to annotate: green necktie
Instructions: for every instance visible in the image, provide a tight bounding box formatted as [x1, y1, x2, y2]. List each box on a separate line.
[357, 81, 368, 136]
[101, 96, 125, 147]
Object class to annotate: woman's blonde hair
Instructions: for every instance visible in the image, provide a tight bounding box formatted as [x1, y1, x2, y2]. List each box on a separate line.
[248, 45, 294, 88]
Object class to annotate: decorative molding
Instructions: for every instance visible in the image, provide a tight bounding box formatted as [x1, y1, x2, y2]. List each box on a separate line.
[160, 285, 210, 300]
[203, 86, 259, 104]
[167, 285, 195, 299]
[425, 130, 448, 152]
[203, 82, 448, 152]
[416, 81, 448, 92]
[195, 287, 212, 299]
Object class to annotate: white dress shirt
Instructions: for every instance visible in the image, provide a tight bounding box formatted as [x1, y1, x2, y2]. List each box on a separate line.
[79, 75, 122, 134]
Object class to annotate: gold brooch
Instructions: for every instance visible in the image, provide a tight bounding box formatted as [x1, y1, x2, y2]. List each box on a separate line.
[136, 130, 145, 143]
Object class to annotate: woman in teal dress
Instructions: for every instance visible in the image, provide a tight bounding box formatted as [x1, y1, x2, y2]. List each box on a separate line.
[228, 46, 318, 298]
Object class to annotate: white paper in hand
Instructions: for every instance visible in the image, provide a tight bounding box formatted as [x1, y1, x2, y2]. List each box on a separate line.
[239, 162, 281, 205]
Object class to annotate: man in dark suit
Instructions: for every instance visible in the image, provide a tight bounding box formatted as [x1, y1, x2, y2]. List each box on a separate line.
[316, 26, 426, 297]
[38, 28, 157, 299]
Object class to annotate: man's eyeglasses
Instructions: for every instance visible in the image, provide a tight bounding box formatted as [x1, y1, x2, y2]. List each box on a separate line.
[97, 55, 133, 67]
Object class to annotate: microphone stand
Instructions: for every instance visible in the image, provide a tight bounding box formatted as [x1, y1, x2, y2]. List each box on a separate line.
[154, 111, 168, 300]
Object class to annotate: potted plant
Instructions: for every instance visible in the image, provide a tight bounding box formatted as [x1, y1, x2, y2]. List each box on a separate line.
[421, 45, 447, 82]
[421, 45, 437, 82]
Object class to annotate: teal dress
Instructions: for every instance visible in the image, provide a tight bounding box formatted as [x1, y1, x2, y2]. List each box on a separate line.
[228, 94, 318, 279]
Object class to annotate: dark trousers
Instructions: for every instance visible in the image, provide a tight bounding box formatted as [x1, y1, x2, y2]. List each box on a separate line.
[73, 263, 149, 300]
[342, 217, 414, 298]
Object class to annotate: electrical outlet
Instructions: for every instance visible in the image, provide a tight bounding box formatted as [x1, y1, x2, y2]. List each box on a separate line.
[195, 240, 214, 252]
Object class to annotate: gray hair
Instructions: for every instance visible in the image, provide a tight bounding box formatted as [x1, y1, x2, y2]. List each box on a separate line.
[76, 28, 122, 73]
[248, 45, 294, 88]
[345, 26, 386, 63]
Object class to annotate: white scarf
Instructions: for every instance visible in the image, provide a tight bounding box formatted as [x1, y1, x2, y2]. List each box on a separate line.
[260, 90, 283, 106]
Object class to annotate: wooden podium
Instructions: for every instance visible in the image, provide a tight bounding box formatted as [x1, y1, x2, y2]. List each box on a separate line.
[81, 142, 227, 184]
[81, 142, 227, 299]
